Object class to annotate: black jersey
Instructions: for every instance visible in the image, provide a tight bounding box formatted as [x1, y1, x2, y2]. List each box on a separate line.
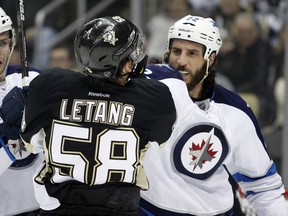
[20, 68, 176, 214]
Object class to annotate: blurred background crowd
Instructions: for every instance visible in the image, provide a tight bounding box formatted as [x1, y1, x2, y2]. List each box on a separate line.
[0, 0, 287, 184]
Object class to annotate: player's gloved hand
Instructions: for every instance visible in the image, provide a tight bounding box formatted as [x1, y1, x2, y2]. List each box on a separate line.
[0, 86, 28, 140]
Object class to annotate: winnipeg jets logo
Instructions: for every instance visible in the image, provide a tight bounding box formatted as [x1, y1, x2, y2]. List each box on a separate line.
[103, 31, 118, 45]
[8, 140, 24, 158]
[173, 124, 229, 180]
[7, 137, 38, 168]
[189, 129, 218, 170]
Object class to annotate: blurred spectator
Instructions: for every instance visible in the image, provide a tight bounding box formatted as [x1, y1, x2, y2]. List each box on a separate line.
[145, 0, 194, 61]
[216, 73, 235, 91]
[87, 0, 130, 18]
[48, 42, 77, 71]
[188, 0, 220, 16]
[211, 0, 247, 55]
[263, 26, 285, 172]
[271, 26, 285, 128]
[1, 0, 77, 69]
[250, 0, 287, 48]
[274, 77, 285, 128]
[217, 12, 276, 127]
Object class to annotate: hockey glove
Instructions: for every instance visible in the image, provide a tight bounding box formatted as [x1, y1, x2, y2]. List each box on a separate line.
[0, 86, 28, 140]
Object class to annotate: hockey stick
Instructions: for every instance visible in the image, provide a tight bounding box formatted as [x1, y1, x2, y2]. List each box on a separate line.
[16, 0, 29, 87]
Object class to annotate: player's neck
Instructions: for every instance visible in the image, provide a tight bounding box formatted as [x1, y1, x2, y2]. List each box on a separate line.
[189, 83, 202, 99]
[0, 71, 5, 82]
[108, 75, 129, 86]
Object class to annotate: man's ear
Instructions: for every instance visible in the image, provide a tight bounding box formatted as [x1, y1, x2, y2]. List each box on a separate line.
[123, 59, 133, 73]
[119, 59, 133, 77]
[208, 53, 216, 66]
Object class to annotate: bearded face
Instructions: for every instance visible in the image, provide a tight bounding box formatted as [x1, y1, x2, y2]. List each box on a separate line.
[180, 61, 207, 92]
[167, 39, 214, 98]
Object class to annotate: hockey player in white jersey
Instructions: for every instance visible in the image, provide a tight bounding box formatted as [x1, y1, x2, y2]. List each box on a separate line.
[0, 7, 42, 215]
[139, 15, 288, 216]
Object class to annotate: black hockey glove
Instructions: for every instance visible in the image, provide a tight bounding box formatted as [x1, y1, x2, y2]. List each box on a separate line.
[0, 86, 28, 140]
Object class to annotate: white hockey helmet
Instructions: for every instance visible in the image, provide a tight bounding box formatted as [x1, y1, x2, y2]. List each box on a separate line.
[0, 7, 15, 74]
[0, 7, 13, 34]
[0, 7, 15, 47]
[167, 15, 222, 60]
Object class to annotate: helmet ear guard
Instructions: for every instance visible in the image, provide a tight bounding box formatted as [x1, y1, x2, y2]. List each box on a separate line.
[9, 28, 16, 47]
[130, 54, 148, 78]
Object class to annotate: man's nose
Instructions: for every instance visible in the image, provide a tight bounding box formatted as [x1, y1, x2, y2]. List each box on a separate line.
[176, 53, 187, 66]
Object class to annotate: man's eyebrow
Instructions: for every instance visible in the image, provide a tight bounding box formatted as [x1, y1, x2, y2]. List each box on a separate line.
[0, 38, 10, 41]
[188, 48, 200, 52]
[172, 46, 201, 53]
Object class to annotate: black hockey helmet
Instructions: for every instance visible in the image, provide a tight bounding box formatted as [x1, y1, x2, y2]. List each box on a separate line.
[74, 16, 147, 78]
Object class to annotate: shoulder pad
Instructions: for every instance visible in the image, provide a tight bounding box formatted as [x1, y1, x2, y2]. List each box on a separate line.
[144, 64, 183, 81]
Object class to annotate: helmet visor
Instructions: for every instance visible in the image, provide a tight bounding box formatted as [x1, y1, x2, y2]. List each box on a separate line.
[129, 26, 147, 64]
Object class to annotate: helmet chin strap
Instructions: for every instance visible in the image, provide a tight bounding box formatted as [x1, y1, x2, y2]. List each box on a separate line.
[2, 40, 15, 81]
[119, 69, 130, 77]
[199, 58, 210, 83]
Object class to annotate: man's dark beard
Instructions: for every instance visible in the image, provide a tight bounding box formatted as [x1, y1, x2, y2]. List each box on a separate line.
[186, 62, 207, 92]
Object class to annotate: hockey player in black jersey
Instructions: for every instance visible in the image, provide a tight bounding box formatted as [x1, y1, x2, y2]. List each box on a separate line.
[20, 16, 176, 216]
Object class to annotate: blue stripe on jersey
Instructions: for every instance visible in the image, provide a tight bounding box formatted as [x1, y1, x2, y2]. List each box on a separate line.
[0, 137, 16, 161]
[244, 185, 284, 197]
[139, 207, 155, 216]
[232, 162, 277, 185]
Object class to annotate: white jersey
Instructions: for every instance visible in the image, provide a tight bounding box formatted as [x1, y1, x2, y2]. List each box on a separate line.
[0, 65, 43, 215]
[140, 64, 287, 216]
